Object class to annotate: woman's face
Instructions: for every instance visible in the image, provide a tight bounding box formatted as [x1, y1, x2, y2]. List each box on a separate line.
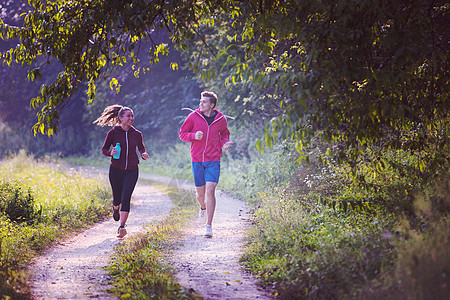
[119, 110, 134, 127]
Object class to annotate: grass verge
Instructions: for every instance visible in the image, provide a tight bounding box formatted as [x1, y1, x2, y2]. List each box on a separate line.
[105, 181, 202, 299]
[0, 151, 111, 299]
[220, 144, 450, 299]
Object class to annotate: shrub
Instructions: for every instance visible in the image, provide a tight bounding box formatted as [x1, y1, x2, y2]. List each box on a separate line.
[241, 190, 397, 299]
[392, 220, 450, 300]
[220, 141, 301, 205]
[0, 181, 40, 224]
[223, 142, 449, 299]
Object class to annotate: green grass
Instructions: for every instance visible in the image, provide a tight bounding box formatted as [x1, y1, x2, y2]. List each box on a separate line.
[3, 141, 447, 299]
[140, 142, 193, 181]
[83, 139, 449, 299]
[218, 144, 450, 299]
[0, 151, 111, 299]
[105, 181, 202, 299]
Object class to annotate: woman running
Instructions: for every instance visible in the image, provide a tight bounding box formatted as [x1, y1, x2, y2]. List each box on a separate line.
[94, 105, 149, 238]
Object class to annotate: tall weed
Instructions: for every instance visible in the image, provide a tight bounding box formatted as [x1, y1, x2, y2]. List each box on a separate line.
[220, 142, 300, 204]
[0, 182, 40, 224]
[361, 176, 450, 300]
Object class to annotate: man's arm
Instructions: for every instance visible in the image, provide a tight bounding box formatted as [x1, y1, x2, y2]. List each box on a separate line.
[220, 120, 233, 150]
[179, 115, 196, 142]
[219, 119, 230, 146]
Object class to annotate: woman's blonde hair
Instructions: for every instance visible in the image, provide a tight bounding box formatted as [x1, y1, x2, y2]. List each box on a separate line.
[93, 105, 132, 127]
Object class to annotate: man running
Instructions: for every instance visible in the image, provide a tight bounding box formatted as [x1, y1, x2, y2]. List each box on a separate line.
[179, 91, 233, 237]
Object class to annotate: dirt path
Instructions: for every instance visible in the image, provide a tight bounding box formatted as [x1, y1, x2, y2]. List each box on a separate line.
[141, 174, 271, 300]
[29, 172, 271, 299]
[29, 180, 172, 299]
[172, 191, 269, 299]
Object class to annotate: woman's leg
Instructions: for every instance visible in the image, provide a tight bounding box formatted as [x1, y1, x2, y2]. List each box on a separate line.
[119, 168, 139, 227]
[119, 211, 129, 227]
[109, 166, 124, 208]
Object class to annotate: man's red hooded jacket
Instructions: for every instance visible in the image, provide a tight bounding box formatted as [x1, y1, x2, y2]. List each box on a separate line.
[179, 108, 230, 162]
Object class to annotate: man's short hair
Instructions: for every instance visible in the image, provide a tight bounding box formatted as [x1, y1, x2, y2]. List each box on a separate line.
[201, 91, 217, 109]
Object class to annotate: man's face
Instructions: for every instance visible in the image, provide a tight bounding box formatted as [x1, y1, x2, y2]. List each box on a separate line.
[199, 97, 214, 113]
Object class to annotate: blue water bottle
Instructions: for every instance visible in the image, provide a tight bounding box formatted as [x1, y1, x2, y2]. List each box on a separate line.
[113, 143, 121, 159]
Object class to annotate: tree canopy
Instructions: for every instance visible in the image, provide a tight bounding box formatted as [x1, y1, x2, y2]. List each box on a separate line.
[1, 0, 448, 171]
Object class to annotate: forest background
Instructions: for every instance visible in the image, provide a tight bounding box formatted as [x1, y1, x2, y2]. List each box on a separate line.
[0, 1, 448, 299]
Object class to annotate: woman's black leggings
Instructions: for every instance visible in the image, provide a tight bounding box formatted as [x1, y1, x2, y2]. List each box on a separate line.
[109, 165, 138, 212]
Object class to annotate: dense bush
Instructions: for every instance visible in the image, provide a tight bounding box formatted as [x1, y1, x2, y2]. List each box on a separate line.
[0, 181, 40, 224]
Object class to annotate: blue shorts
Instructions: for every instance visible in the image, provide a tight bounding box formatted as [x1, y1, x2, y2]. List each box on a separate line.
[192, 161, 221, 187]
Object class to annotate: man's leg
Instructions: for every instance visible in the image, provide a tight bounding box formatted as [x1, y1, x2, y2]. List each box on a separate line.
[193, 162, 206, 216]
[205, 181, 217, 225]
[196, 185, 206, 210]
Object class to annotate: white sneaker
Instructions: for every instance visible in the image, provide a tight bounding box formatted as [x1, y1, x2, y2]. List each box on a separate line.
[199, 208, 206, 221]
[204, 224, 212, 238]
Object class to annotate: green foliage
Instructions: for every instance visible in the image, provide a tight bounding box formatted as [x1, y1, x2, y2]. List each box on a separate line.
[106, 183, 200, 299]
[385, 220, 450, 300]
[0, 2, 202, 158]
[3, 0, 447, 179]
[242, 202, 396, 299]
[220, 142, 449, 299]
[0, 181, 40, 224]
[0, 0, 448, 297]
[184, 0, 449, 177]
[0, 0, 225, 136]
[0, 152, 111, 298]
[139, 142, 194, 181]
